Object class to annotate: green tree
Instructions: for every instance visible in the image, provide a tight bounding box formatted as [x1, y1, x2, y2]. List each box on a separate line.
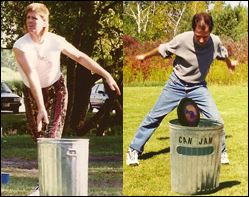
[233, 4, 248, 40]
[123, 1, 210, 42]
[177, 1, 210, 35]
[211, 3, 248, 41]
[123, 1, 157, 41]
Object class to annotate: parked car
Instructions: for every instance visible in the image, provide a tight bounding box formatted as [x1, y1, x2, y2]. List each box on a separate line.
[89, 83, 109, 111]
[1, 81, 22, 113]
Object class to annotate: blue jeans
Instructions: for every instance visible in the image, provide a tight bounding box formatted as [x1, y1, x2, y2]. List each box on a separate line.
[129, 72, 227, 153]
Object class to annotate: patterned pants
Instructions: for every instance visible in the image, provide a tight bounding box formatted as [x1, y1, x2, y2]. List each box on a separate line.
[23, 75, 68, 142]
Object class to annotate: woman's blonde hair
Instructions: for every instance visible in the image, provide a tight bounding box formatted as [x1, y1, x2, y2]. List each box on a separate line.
[25, 3, 49, 33]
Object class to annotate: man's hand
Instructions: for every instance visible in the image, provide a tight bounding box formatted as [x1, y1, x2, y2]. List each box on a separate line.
[225, 58, 238, 73]
[135, 47, 160, 62]
[228, 60, 238, 72]
[135, 54, 146, 61]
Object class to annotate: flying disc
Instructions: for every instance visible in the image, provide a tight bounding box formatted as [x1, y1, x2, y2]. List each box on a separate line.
[177, 98, 200, 127]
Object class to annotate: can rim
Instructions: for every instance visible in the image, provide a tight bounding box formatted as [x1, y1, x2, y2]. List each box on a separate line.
[169, 118, 223, 131]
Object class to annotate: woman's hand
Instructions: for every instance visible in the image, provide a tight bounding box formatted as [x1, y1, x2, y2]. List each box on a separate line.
[37, 108, 49, 132]
[105, 75, 121, 96]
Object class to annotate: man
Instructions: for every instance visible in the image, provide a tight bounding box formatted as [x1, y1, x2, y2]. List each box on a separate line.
[126, 12, 236, 166]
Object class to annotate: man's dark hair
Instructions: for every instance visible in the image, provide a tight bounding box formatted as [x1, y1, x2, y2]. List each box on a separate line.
[192, 12, 213, 32]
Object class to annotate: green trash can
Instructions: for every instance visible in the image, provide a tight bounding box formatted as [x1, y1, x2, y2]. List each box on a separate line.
[169, 118, 223, 194]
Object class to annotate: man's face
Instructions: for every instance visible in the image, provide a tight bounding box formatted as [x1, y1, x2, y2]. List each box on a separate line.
[194, 26, 210, 47]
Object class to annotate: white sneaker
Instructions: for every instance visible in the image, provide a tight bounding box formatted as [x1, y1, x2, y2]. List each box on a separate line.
[126, 148, 139, 166]
[221, 151, 230, 164]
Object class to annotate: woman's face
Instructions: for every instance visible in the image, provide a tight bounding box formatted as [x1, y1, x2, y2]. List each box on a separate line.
[26, 11, 46, 34]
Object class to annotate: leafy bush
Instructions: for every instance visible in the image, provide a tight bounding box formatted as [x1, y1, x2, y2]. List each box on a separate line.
[123, 35, 140, 48]
[124, 36, 171, 85]
[1, 114, 28, 135]
[221, 35, 248, 63]
[207, 60, 248, 85]
[6, 80, 24, 97]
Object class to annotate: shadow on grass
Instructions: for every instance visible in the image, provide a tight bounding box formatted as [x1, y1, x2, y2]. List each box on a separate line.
[193, 180, 241, 195]
[218, 180, 241, 190]
[139, 147, 170, 160]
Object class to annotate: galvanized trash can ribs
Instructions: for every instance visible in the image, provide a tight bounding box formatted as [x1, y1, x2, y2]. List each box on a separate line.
[169, 119, 223, 194]
[37, 138, 89, 196]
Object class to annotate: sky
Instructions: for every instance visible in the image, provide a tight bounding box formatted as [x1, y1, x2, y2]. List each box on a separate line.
[225, 1, 248, 8]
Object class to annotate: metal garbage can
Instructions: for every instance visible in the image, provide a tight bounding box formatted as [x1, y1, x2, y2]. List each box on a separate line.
[169, 118, 223, 194]
[37, 138, 89, 196]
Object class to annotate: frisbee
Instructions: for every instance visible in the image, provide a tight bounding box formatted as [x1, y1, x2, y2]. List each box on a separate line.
[177, 98, 200, 127]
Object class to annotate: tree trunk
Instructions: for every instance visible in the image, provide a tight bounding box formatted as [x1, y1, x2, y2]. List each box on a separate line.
[63, 1, 122, 136]
[62, 57, 76, 136]
[63, 2, 97, 135]
[70, 2, 101, 135]
[70, 66, 93, 131]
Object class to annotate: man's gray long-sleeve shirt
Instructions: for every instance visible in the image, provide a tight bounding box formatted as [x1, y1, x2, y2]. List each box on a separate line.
[158, 31, 228, 83]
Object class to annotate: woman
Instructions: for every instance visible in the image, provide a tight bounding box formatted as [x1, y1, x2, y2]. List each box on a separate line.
[13, 3, 121, 141]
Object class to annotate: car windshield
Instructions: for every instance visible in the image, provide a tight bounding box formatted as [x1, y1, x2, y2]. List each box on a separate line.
[1, 82, 12, 93]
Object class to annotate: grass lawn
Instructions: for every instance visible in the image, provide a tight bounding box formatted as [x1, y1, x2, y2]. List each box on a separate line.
[1, 134, 122, 196]
[123, 85, 248, 196]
